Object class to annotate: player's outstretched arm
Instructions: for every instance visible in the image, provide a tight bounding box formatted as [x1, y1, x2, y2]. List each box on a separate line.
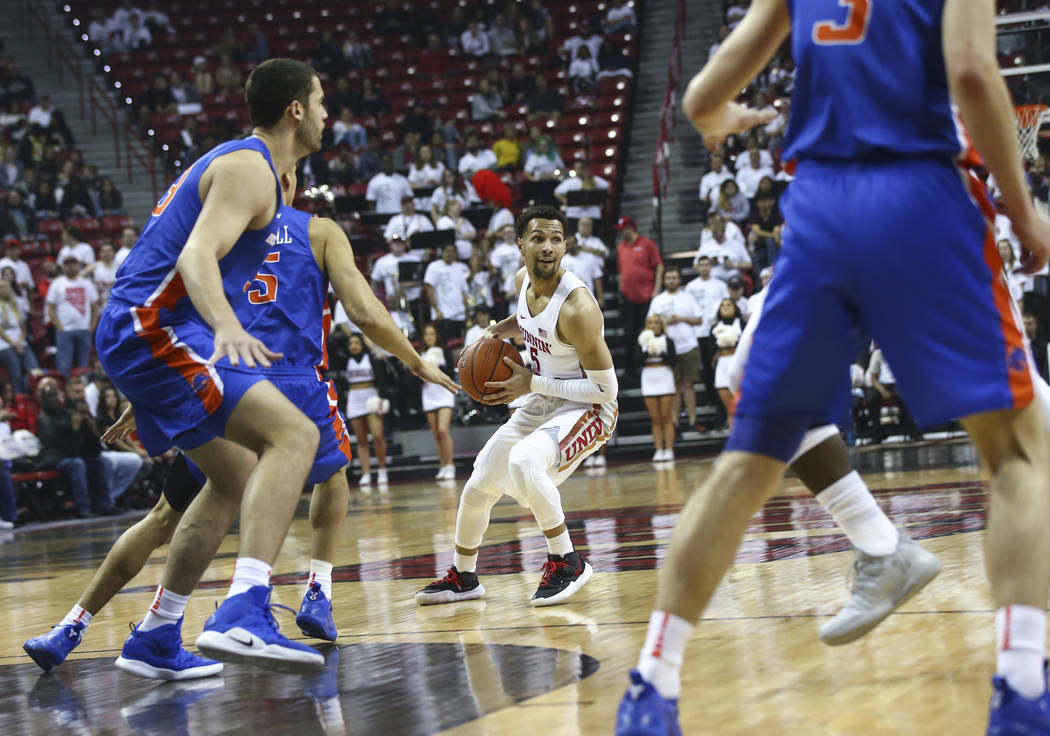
[682, 0, 789, 145]
[177, 151, 284, 367]
[944, 0, 1050, 274]
[314, 217, 459, 394]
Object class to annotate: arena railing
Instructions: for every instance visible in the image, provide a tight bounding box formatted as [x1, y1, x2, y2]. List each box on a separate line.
[17, 0, 160, 202]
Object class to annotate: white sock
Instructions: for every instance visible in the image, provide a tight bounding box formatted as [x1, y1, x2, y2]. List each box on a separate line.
[60, 604, 93, 629]
[454, 550, 478, 573]
[307, 559, 334, 601]
[636, 610, 694, 699]
[227, 557, 272, 599]
[996, 604, 1047, 699]
[140, 586, 190, 631]
[815, 471, 899, 556]
[545, 529, 574, 557]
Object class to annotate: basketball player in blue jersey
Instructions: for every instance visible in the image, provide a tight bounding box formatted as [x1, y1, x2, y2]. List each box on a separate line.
[615, 2, 1050, 734]
[24, 168, 457, 675]
[90, 57, 450, 678]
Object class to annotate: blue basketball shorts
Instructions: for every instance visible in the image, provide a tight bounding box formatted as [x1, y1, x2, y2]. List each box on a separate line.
[728, 157, 1033, 462]
[95, 300, 266, 456]
[182, 367, 352, 486]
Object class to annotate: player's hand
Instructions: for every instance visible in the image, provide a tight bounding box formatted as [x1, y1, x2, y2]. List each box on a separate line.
[1012, 209, 1050, 275]
[410, 359, 460, 395]
[689, 102, 778, 151]
[102, 404, 136, 442]
[483, 357, 532, 404]
[210, 323, 282, 368]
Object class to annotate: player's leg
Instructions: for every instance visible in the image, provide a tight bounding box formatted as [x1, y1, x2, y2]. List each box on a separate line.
[617, 219, 857, 733]
[508, 403, 615, 606]
[788, 429, 941, 645]
[296, 471, 350, 642]
[644, 396, 664, 457]
[717, 387, 734, 428]
[349, 416, 372, 486]
[366, 412, 388, 485]
[23, 496, 183, 672]
[435, 407, 455, 478]
[659, 394, 675, 460]
[416, 405, 541, 604]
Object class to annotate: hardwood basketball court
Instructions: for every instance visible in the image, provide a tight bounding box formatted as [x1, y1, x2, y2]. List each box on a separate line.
[0, 439, 1001, 734]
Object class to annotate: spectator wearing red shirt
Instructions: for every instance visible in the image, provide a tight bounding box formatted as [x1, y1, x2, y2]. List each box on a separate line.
[616, 216, 663, 376]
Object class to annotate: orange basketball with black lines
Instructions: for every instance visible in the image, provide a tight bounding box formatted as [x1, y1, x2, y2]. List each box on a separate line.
[458, 337, 525, 403]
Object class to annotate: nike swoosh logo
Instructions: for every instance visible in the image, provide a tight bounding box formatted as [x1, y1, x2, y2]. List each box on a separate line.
[229, 633, 255, 648]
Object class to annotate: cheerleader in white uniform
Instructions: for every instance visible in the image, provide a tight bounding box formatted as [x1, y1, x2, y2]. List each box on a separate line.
[711, 298, 744, 429]
[636, 314, 678, 462]
[345, 333, 390, 488]
[420, 323, 457, 479]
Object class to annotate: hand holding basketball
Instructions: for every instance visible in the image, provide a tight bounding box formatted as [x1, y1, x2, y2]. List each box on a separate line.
[483, 357, 533, 405]
[458, 338, 525, 403]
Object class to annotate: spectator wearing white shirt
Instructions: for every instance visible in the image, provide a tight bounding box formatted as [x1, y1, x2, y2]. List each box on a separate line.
[114, 225, 137, 270]
[562, 24, 603, 62]
[685, 255, 730, 426]
[0, 239, 33, 293]
[573, 217, 609, 276]
[560, 236, 605, 307]
[648, 267, 705, 428]
[458, 134, 499, 180]
[367, 156, 414, 215]
[486, 14, 518, 56]
[488, 225, 521, 287]
[605, 0, 637, 32]
[697, 214, 750, 281]
[709, 178, 750, 227]
[424, 243, 470, 341]
[123, 12, 153, 51]
[522, 138, 564, 180]
[464, 305, 491, 346]
[698, 154, 734, 207]
[556, 161, 609, 221]
[46, 257, 99, 378]
[488, 206, 515, 235]
[429, 168, 479, 223]
[371, 237, 424, 323]
[466, 250, 494, 312]
[383, 196, 435, 252]
[436, 199, 477, 260]
[80, 242, 119, 305]
[408, 145, 446, 210]
[735, 149, 776, 199]
[57, 227, 96, 268]
[460, 21, 491, 57]
[568, 46, 600, 93]
[0, 279, 37, 392]
[735, 138, 776, 172]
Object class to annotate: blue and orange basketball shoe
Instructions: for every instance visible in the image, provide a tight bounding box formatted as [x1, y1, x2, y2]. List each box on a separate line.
[115, 618, 223, 680]
[615, 670, 682, 736]
[23, 621, 86, 672]
[195, 585, 324, 672]
[296, 582, 338, 641]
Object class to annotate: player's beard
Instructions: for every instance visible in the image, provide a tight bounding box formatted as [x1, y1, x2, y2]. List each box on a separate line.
[296, 116, 323, 154]
[531, 257, 558, 281]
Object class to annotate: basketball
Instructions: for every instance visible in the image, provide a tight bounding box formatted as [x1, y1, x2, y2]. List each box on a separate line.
[458, 338, 525, 403]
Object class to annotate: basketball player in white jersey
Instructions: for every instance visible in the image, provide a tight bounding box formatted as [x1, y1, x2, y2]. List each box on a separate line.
[728, 284, 942, 645]
[416, 205, 618, 606]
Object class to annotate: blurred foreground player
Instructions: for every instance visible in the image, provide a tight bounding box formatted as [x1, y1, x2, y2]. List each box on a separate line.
[616, 1, 1050, 734]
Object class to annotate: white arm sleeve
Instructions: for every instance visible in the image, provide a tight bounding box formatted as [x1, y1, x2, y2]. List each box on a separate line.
[530, 367, 618, 404]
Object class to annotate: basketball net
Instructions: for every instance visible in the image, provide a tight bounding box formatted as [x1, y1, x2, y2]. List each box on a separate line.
[1015, 105, 1049, 217]
[1015, 104, 1049, 163]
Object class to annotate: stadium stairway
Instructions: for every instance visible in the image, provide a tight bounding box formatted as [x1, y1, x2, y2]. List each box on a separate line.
[619, 0, 722, 254]
[2, 0, 161, 222]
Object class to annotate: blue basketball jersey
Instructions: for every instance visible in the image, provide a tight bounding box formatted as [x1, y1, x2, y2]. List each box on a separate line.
[109, 136, 283, 320]
[236, 207, 332, 371]
[782, 0, 966, 163]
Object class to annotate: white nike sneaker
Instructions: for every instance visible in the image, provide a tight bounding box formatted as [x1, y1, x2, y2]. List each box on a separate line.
[358, 473, 371, 487]
[819, 533, 942, 646]
[377, 469, 388, 485]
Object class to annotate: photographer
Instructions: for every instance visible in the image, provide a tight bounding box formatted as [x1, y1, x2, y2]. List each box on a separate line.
[35, 377, 115, 517]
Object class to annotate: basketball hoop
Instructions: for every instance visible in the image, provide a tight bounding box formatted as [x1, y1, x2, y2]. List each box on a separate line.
[1015, 104, 1049, 162]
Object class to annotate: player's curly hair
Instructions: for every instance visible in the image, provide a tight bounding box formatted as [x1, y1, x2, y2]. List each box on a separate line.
[514, 205, 567, 240]
[245, 58, 317, 129]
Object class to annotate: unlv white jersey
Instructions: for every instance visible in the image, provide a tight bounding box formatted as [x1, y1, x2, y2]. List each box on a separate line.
[516, 269, 601, 381]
